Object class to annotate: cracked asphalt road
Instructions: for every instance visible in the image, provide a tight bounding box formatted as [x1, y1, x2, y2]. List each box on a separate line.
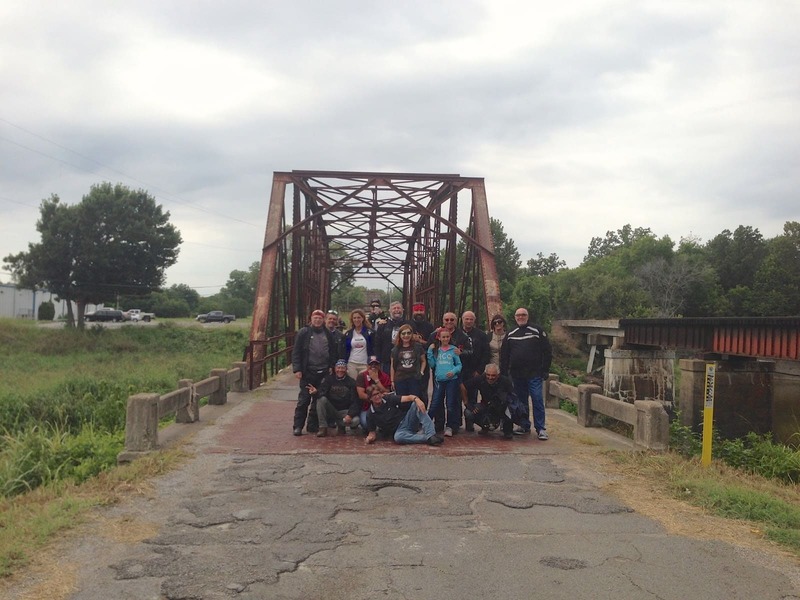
[9, 373, 800, 600]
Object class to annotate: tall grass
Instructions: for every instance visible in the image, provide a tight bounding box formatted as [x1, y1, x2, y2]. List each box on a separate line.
[0, 319, 248, 496]
[670, 420, 800, 485]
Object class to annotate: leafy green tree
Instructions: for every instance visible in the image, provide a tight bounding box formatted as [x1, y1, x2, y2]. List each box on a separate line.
[150, 295, 191, 318]
[167, 283, 201, 313]
[705, 225, 767, 292]
[584, 225, 653, 263]
[3, 183, 181, 327]
[5, 195, 78, 323]
[750, 222, 800, 315]
[221, 262, 259, 304]
[511, 275, 554, 329]
[490, 217, 521, 302]
[526, 252, 565, 277]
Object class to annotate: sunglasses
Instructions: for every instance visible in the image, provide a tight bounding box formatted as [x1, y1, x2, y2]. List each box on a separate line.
[326, 310, 338, 315]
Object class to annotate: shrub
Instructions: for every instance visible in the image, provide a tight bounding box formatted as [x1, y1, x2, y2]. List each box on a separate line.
[0, 425, 122, 497]
[37, 301, 55, 321]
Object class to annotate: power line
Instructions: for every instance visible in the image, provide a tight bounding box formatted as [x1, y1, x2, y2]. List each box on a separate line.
[0, 118, 260, 227]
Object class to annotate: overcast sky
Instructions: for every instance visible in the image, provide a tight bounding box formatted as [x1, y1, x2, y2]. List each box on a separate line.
[1, 1, 798, 296]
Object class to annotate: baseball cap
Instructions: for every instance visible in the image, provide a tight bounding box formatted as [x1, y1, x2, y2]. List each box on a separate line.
[368, 355, 380, 365]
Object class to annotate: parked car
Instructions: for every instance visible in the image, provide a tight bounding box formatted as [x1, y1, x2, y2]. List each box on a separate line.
[125, 308, 156, 322]
[85, 308, 127, 322]
[196, 310, 235, 323]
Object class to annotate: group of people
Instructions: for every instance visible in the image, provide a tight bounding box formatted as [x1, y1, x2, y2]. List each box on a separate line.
[290, 299, 552, 447]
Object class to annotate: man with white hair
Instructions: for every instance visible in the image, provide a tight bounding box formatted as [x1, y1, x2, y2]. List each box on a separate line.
[500, 307, 552, 440]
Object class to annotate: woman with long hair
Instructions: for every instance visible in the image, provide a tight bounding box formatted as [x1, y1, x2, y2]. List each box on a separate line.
[390, 323, 427, 399]
[487, 313, 507, 368]
[344, 309, 374, 380]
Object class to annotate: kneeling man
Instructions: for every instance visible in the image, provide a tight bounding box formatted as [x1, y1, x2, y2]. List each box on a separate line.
[365, 385, 444, 446]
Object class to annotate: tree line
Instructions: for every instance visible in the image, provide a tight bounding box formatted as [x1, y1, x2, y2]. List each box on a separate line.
[5, 183, 798, 327]
[494, 221, 800, 328]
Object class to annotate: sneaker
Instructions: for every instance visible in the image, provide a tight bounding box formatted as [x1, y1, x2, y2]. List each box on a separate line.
[513, 427, 530, 436]
[444, 427, 453, 437]
[293, 427, 302, 436]
[537, 429, 549, 441]
[427, 434, 444, 445]
[316, 428, 328, 437]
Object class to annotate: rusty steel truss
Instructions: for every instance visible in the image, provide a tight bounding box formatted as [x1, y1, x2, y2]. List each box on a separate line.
[247, 170, 502, 387]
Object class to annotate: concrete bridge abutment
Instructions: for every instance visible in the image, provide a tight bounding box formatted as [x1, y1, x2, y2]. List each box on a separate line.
[603, 348, 675, 412]
[679, 358, 776, 441]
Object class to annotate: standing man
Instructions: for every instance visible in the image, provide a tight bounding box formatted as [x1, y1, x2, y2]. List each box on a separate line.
[325, 309, 345, 360]
[410, 302, 435, 404]
[375, 301, 411, 376]
[500, 307, 552, 440]
[459, 310, 490, 429]
[368, 299, 387, 326]
[291, 309, 337, 436]
[410, 302, 435, 342]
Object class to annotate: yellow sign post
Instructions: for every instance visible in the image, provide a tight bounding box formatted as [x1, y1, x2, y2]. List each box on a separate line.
[701, 363, 716, 467]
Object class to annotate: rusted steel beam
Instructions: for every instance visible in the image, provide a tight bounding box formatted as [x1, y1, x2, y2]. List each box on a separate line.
[621, 317, 800, 361]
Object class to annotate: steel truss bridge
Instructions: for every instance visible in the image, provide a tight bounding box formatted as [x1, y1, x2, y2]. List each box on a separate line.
[247, 170, 502, 387]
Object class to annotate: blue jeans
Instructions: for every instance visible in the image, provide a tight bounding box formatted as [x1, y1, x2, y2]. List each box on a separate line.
[394, 404, 436, 444]
[428, 378, 461, 431]
[513, 377, 544, 432]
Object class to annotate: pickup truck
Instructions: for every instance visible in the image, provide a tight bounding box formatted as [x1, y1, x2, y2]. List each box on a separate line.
[126, 309, 156, 322]
[196, 310, 235, 323]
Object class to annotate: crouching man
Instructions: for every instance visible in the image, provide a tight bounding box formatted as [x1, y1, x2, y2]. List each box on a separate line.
[312, 359, 360, 437]
[463, 363, 516, 439]
[365, 385, 444, 446]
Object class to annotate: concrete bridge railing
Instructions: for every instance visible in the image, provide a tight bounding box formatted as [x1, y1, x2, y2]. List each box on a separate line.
[547, 376, 669, 451]
[117, 361, 249, 463]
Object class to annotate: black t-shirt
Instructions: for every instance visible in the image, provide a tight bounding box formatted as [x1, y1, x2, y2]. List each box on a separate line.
[391, 344, 425, 381]
[365, 393, 408, 434]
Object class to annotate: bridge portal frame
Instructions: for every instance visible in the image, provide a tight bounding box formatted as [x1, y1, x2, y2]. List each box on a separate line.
[247, 170, 502, 387]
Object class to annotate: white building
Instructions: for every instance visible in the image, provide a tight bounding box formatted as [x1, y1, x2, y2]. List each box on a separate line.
[0, 284, 98, 320]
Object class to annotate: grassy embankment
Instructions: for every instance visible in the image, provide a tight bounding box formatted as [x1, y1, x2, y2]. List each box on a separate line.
[0, 318, 249, 575]
[550, 362, 800, 556]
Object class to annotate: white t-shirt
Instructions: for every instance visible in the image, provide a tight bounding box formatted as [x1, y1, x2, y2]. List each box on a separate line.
[349, 330, 369, 364]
